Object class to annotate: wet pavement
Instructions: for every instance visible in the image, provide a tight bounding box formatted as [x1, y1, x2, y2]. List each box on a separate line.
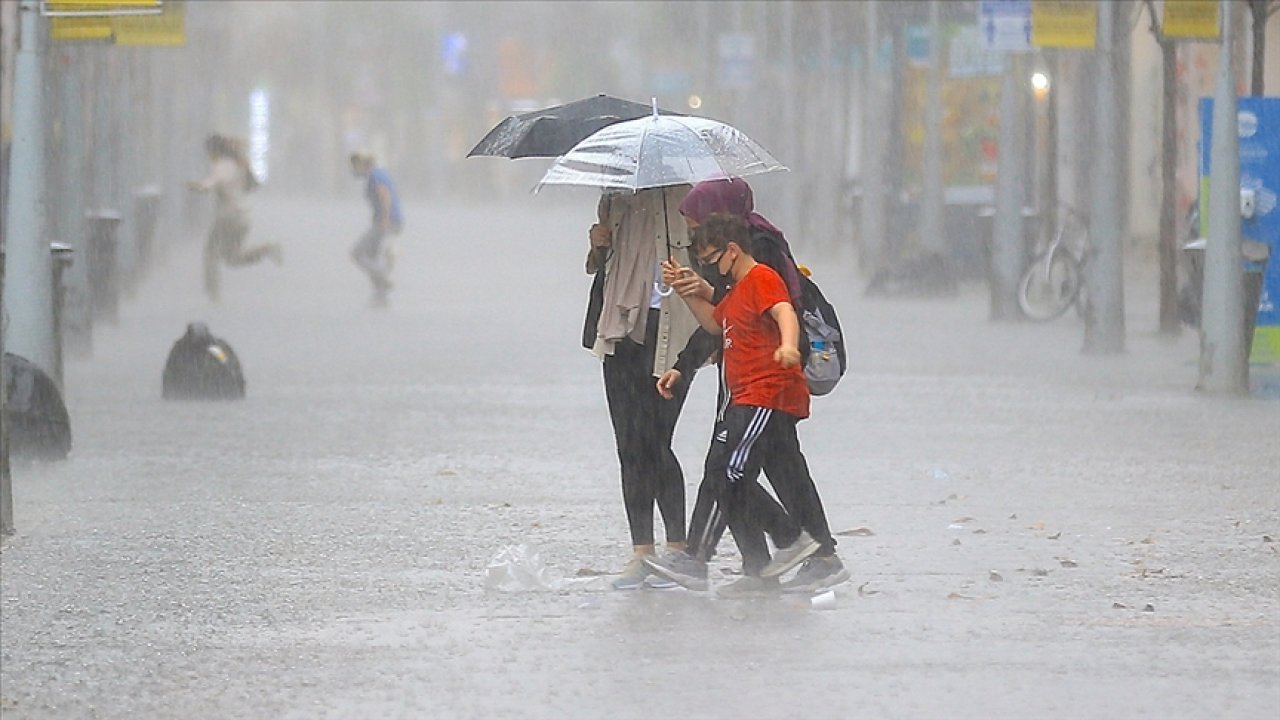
[2, 195, 1278, 719]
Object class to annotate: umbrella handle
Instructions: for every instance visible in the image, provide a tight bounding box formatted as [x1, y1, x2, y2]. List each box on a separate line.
[654, 281, 674, 298]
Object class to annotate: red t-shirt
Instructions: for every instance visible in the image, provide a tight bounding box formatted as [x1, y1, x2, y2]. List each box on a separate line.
[713, 263, 810, 419]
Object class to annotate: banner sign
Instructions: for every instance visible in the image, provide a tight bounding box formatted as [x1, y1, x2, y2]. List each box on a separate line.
[48, 0, 183, 45]
[978, 0, 1032, 52]
[1163, 0, 1220, 40]
[1200, 97, 1280, 364]
[1031, 1, 1097, 49]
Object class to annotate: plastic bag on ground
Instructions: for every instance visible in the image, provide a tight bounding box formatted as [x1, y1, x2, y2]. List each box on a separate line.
[484, 544, 563, 592]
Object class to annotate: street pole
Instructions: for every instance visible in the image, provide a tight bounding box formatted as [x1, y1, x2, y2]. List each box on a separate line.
[991, 53, 1026, 321]
[859, 1, 885, 275]
[780, 0, 800, 240]
[921, 1, 947, 273]
[1159, 37, 1180, 334]
[1199, 0, 1247, 394]
[2, 0, 56, 377]
[1084, 0, 1126, 354]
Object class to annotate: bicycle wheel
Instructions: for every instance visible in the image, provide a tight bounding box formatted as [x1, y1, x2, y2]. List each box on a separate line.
[1018, 250, 1081, 321]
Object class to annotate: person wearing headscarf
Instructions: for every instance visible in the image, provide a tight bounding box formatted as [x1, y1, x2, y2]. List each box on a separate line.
[188, 133, 282, 302]
[644, 177, 849, 594]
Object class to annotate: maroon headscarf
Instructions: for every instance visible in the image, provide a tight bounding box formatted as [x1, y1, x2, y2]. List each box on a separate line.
[679, 177, 803, 303]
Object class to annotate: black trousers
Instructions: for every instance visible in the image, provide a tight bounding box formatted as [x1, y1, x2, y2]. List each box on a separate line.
[686, 439, 800, 563]
[602, 310, 689, 546]
[709, 404, 836, 576]
[685, 373, 805, 563]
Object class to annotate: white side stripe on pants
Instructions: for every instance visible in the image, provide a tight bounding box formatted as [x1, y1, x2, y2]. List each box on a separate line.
[727, 407, 771, 484]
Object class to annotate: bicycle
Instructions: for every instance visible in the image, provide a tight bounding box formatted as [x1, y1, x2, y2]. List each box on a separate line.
[1018, 205, 1090, 322]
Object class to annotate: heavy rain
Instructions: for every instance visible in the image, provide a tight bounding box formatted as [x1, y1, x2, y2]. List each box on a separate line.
[1, 1, 1278, 718]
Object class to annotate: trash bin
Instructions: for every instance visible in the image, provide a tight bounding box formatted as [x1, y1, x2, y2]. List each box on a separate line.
[49, 242, 74, 389]
[977, 205, 1038, 317]
[1182, 237, 1271, 359]
[85, 209, 122, 324]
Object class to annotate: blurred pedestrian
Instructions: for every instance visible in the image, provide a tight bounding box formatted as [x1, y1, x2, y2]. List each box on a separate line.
[584, 185, 703, 589]
[188, 133, 282, 303]
[646, 179, 848, 595]
[349, 151, 404, 307]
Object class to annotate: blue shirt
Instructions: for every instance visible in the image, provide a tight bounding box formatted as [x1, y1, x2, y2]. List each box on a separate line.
[366, 167, 403, 229]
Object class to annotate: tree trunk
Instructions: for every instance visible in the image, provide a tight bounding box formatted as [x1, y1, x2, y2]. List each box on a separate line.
[1250, 0, 1267, 95]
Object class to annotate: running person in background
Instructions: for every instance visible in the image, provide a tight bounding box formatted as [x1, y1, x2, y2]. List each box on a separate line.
[350, 151, 404, 307]
[188, 133, 282, 302]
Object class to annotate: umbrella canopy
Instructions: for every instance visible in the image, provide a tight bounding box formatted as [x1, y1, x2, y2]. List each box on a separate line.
[467, 94, 684, 159]
[535, 114, 786, 192]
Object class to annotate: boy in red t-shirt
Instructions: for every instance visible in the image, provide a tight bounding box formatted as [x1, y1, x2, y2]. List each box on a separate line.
[653, 213, 843, 596]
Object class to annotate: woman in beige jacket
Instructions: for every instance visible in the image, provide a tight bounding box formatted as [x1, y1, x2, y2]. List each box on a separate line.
[583, 185, 702, 589]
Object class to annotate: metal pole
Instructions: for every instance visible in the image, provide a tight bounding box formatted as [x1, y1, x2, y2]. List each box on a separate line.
[2, 0, 56, 377]
[921, 1, 947, 268]
[1158, 38, 1180, 334]
[859, 1, 885, 275]
[991, 53, 1026, 321]
[780, 0, 799, 239]
[1084, 0, 1126, 354]
[0, 0, 13, 537]
[1199, 0, 1247, 393]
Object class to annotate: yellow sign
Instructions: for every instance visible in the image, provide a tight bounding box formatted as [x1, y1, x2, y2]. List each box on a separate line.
[45, 0, 161, 8]
[1031, 1, 1097, 49]
[50, 15, 113, 40]
[1163, 0, 1219, 39]
[48, 1, 184, 45]
[112, 0, 183, 46]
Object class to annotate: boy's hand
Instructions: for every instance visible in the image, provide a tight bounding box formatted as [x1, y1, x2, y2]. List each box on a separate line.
[774, 345, 802, 368]
[655, 369, 683, 399]
[589, 223, 612, 249]
[664, 259, 712, 301]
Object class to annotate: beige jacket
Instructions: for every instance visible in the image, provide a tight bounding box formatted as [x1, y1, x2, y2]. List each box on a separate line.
[588, 186, 699, 377]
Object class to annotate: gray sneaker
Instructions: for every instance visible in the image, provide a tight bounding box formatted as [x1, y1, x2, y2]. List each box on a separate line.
[611, 555, 652, 590]
[643, 550, 709, 591]
[714, 575, 781, 598]
[780, 555, 851, 594]
[643, 574, 679, 590]
[761, 531, 821, 578]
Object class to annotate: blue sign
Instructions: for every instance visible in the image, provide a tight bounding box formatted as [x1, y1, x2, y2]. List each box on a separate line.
[442, 32, 468, 77]
[1200, 97, 1280, 363]
[978, 0, 1031, 52]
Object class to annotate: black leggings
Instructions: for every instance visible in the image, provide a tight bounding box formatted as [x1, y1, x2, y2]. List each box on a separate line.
[602, 311, 689, 546]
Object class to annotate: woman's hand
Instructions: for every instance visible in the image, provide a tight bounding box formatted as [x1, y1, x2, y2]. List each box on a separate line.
[774, 345, 802, 369]
[589, 223, 612, 250]
[655, 369, 683, 400]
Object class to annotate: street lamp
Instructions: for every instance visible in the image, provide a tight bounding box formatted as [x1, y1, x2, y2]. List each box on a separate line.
[1030, 71, 1051, 100]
